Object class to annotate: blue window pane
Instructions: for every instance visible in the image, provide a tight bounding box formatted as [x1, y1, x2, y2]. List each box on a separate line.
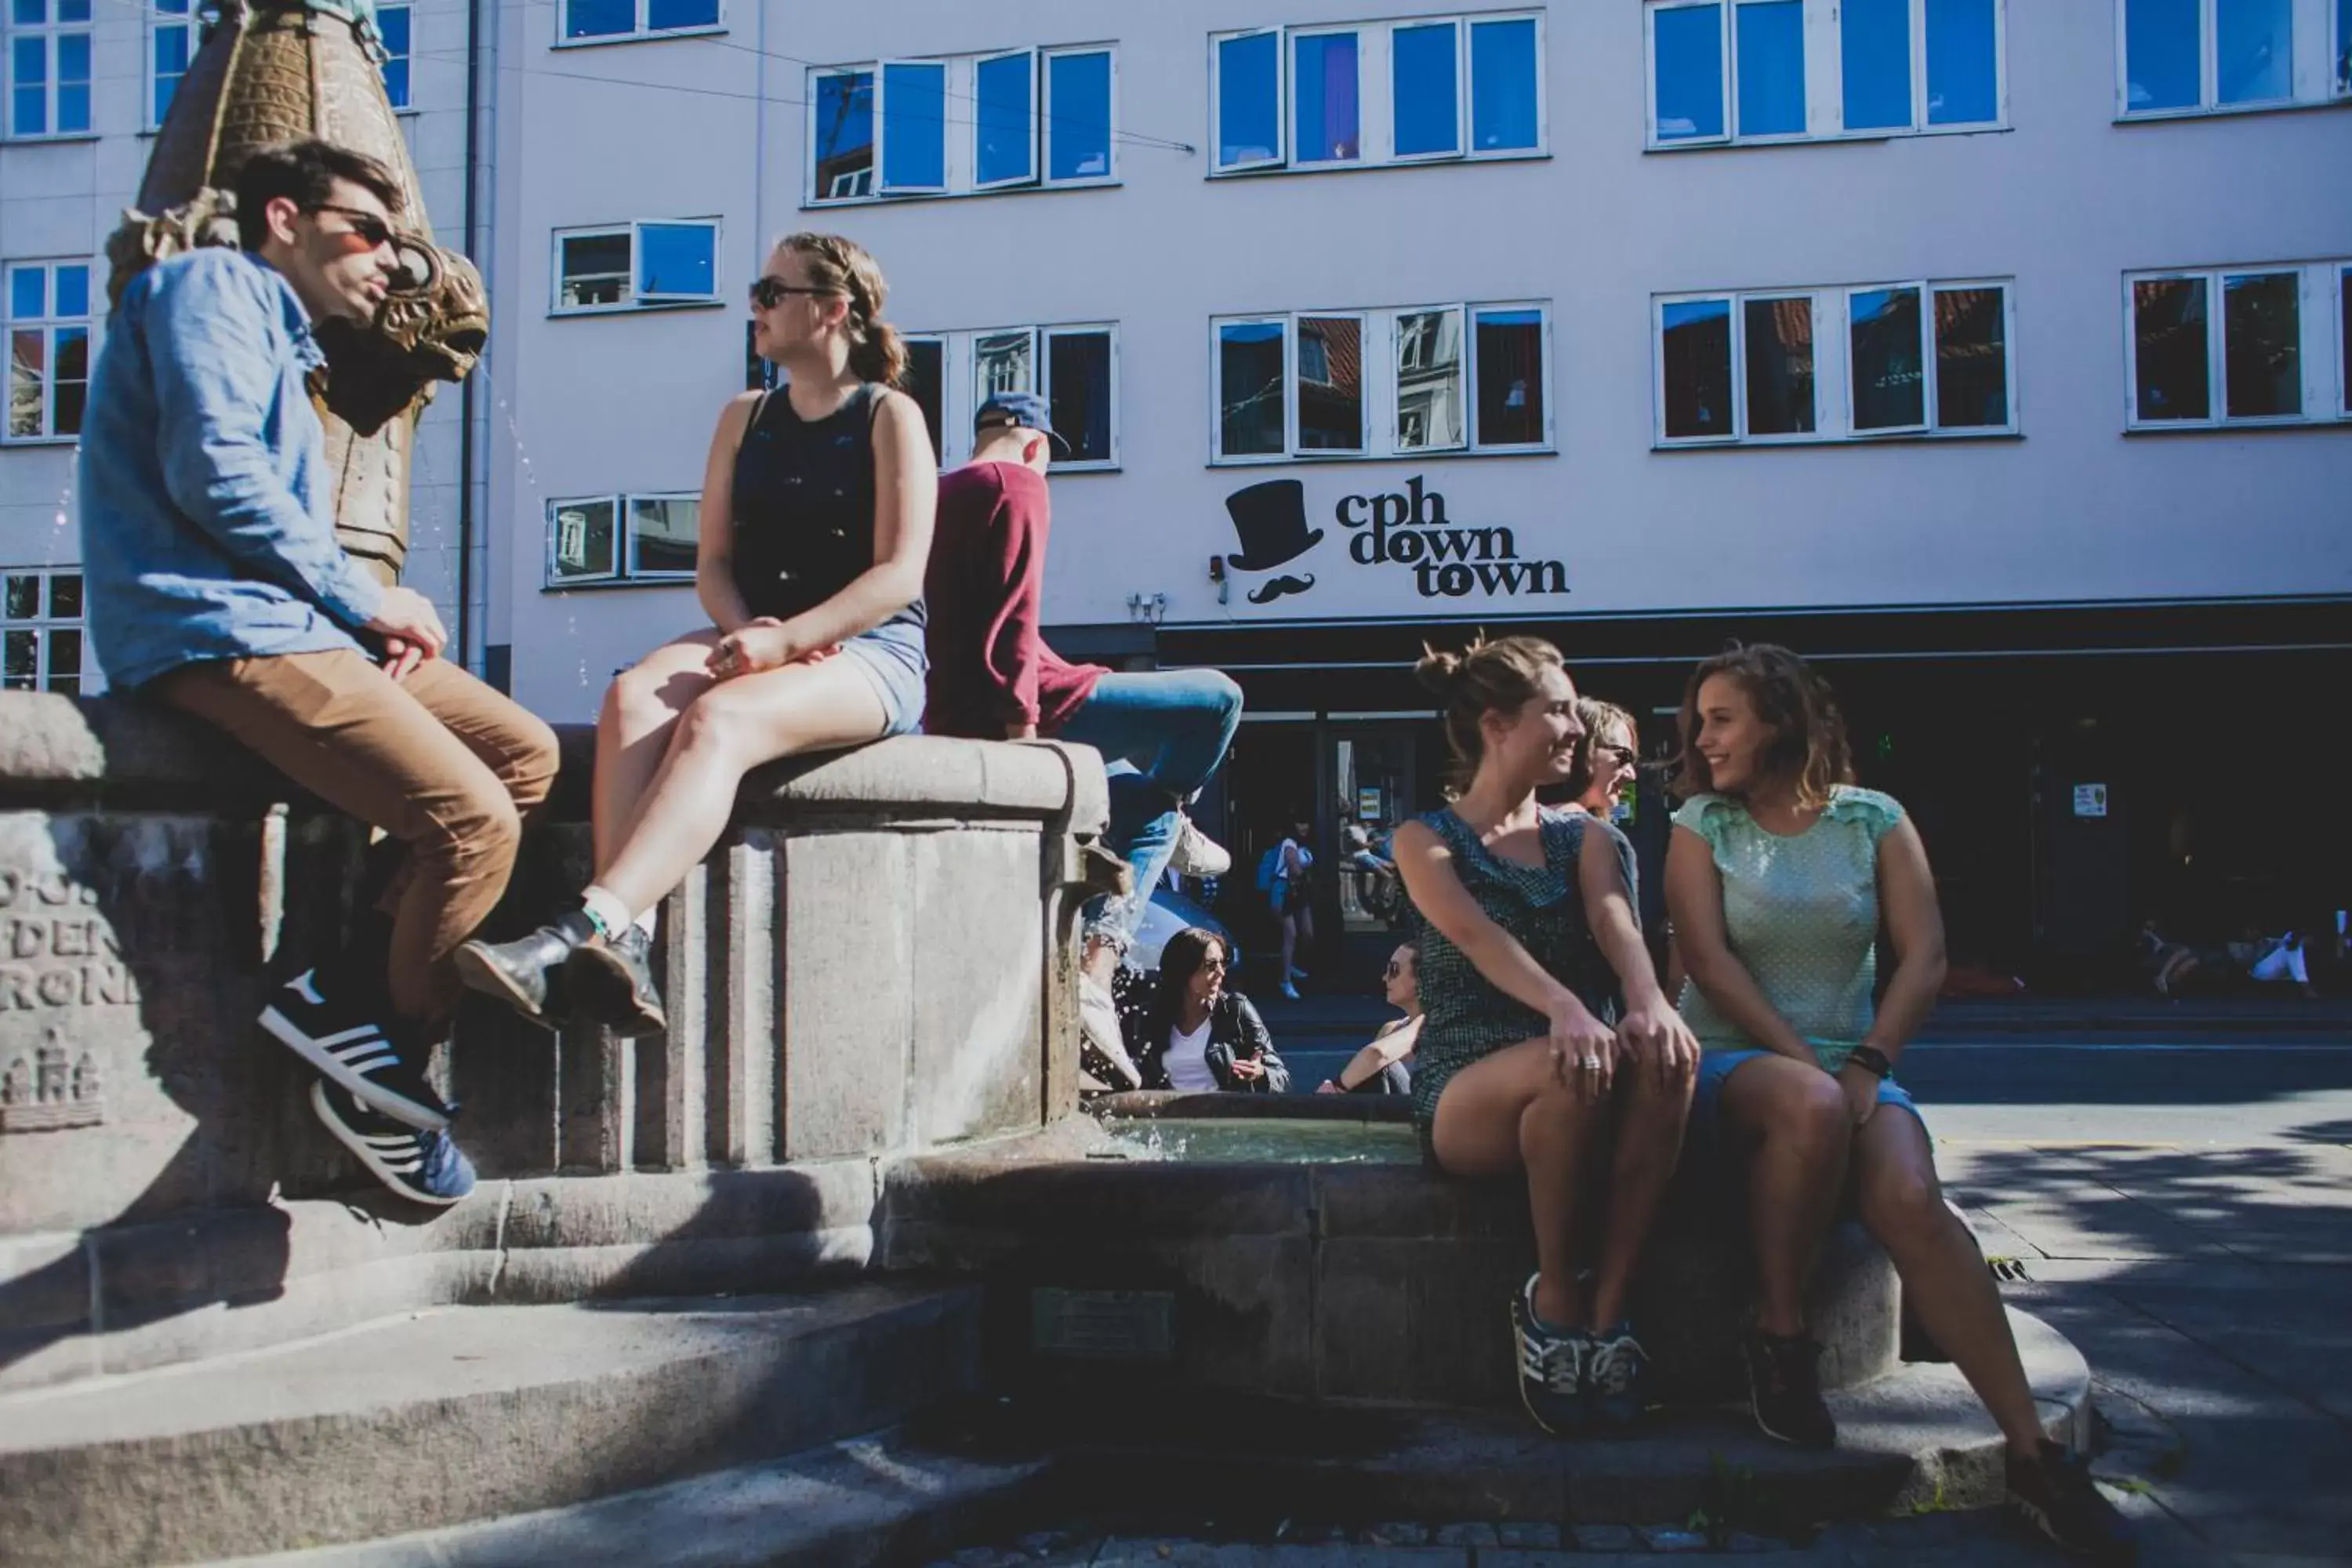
[58, 83, 88, 132]
[637, 224, 713, 297]
[881, 61, 946, 190]
[1842, 0, 1913, 129]
[1653, 5, 1725, 140]
[53, 266, 86, 318]
[1293, 32, 1359, 162]
[1926, 0, 1998, 122]
[1661, 299, 1733, 438]
[814, 72, 874, 198]
[645, 0, 715, 31]
[975, 52, 1034, 184]
[154, 26, 189, 122]
[1850, 286, 1926, 429]
[1217, 31, 1280, 167]
[1737, 1, 1806, 136]
[1393, 22, 1461, 155]
[380, 60, 408, 107]
[2125, 0, 2201, 110]
[56, 0, 85, 19]
[564, 0, 631, 39]
[2340, 0, 2351, 93]
[1047, 49, 1112, 180]
[2217, 0, 2292, 103]
[1470, 17, 1540, 151]
[10, 87, 41, 136]
[376, 5, 409, 52]
[1219, 322, 1287, 456]
[9, 0, 42, 25]
[10, 270, 43, 320]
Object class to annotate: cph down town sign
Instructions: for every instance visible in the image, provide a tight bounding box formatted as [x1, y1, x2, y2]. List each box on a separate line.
[1222, 476, 1570, 606]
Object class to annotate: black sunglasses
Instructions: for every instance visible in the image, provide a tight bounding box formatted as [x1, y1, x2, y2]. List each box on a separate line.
[1597, 744, 1638, 766]
[750, 275, 838, 309]
[306, 203, 394, 248]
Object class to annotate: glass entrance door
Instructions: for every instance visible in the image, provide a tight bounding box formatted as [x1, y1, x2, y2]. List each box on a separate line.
[1331, 727, 1417, 931]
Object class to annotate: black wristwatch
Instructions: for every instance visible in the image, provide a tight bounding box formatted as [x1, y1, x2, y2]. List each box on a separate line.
[1846, 1044, 1893, 1079]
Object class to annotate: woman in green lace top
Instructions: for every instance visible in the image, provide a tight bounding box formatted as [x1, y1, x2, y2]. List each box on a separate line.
[1665, 645, 2131, 1563]
[1392, 637, 1698, 1437]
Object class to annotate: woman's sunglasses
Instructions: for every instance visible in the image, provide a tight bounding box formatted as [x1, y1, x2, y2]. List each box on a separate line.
[1383, 960, 1406, 979]
[750, 275, 838, 309]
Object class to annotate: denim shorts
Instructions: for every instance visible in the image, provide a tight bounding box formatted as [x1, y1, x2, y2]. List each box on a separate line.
[836, 617, 927, 738]
[1693, 1047, 1922, 1144]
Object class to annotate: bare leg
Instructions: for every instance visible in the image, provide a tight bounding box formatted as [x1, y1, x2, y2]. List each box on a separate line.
[594, 658, 885, 918]
[1588, 1056, 1697, 1329]
[1432, 1037, 1608, 1330]
[1853, 1107, 2045, 1455]
[593, 630, 723, 874]
[1278, 909, 1299, 982]
[1719, 1057, 1853, 1336]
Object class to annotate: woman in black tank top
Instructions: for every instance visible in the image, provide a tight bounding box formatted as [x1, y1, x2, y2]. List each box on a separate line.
[454, 234, 936, 1036]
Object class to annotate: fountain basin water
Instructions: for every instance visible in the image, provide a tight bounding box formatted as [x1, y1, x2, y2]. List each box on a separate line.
[883, 1093, 1901, 1413]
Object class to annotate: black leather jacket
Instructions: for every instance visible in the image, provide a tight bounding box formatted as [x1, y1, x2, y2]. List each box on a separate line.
[1113, 971, 1290, 1094]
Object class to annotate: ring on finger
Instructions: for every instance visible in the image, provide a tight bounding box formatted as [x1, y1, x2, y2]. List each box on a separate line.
[1581, 1056, 1602, 1071]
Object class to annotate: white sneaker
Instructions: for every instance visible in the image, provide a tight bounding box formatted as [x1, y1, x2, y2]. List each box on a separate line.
[1280, 981, 1301, 1001]
[1078, 975, 1142, 1090]
[1167, 815, 1232, 878]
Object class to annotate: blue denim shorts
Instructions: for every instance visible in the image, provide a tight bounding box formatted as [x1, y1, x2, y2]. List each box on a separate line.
[836, 616, 927, 738]
[1693, 1047, 1922, 1143]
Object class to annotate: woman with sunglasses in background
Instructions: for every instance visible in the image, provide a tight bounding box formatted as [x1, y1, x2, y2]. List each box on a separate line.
[1122, 927, 1290, 1093]
[1559, 698, 1641, 822]
[457, 233, 935, 1035]
[1316, 942, 1423, 1095]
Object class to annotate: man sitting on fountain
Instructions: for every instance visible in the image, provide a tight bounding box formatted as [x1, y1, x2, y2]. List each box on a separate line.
[1390, 636, 1698, 1435]
[920, 392, 1243, 1040]
[78, 140, 560, 1207]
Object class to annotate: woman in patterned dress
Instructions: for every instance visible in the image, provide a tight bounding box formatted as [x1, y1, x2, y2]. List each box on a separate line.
[1665, 644, 2131, 1563]
[1391, 637, 1698, 1435]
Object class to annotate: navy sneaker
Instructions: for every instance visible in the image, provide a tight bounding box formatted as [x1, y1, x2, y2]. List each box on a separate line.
[1511, 1273, 1590, 1435]
[260, 967, 449, 1131]
[1587, 1322, 1650, 1427]
[1746, 1327, 1837, 1448]
[310, 1080, 476, 1207]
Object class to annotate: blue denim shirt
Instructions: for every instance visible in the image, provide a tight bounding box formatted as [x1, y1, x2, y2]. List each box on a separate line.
[78, 247, 384, 691]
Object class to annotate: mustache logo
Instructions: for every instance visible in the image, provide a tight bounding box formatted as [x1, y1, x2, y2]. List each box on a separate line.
[1247, 573, 1316, 604]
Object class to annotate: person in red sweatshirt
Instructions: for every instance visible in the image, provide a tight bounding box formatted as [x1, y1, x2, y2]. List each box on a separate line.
[924, 393, 1243, 1036]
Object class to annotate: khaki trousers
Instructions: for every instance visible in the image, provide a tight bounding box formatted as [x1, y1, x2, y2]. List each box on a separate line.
[151, 650, 560, 1021]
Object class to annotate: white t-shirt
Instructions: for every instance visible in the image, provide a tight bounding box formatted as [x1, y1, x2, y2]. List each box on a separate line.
[1163, 1015, 1218, 1091]
[1279, 837, 1313, 878]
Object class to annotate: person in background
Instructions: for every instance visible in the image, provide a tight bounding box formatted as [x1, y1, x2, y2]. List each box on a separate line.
[1119, 927, 1289, 1093]
[1664, 644, 2131, 1563]
[1392, 636, 1698, 1436]
[1317, 942, 1422, 1095]
[457, 233, 932, 1036]
[1559, 697, 1641, 822]
[918, 388, 1241, 1075]
[1272, 812, 1317, 1000]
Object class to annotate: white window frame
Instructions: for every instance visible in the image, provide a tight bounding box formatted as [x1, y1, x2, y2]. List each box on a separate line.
[1211, 27, 1288, 172]
[910, 322, 1122, 470]
[555, 0, 723, 47]
[4, 0, 93, 140]
[2, 567, 86, 694]
[1388, 18, 1466, 163]
[1289, 24, 1364, 167]
[1041, 45, 1120, 185]
[1644, 0, 2007, 150]
[1653, 278, 2018, 446]
[5, 258, 93, 444]
[376, 1, 412, 111]
[549, 220, 720, 314]
[1211, 301, 1555, 463]
[971, 47, 1040, 191]
[1210, 13, 1548, 176]
[2116, 0, 2333, 118]
[544, 492, 702, 589]
[2123, 260, 2347, 430]
[147, 0, 200, 131]
[877, 57, 951, 198]
[807, 45, 1120, 206]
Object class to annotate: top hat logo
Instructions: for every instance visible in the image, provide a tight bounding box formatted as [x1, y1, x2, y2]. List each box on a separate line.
[1222, 479, 1324, 572]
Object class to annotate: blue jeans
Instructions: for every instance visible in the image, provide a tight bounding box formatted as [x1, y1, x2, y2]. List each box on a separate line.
[1052, 669, 1243, 944]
